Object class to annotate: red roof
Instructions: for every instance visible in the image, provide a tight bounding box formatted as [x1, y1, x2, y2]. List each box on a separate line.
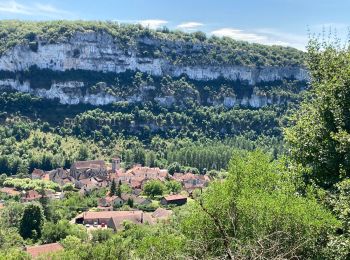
[82, 210, 143, 221]
[22, 190, 41, 200]
[163, 194, 187, 201]
[26, 243, 63, 258]
[152, 208, 172, 219]
[0, 187, 20, 196]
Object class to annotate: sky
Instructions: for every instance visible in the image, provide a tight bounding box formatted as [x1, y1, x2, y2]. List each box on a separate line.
[0, 0, 349, 50]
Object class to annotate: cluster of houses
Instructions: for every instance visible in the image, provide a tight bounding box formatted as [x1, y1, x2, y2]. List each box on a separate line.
[0, 158, 213, 258]
[1, 157, 211, 210]
[30, 158, 211, 197]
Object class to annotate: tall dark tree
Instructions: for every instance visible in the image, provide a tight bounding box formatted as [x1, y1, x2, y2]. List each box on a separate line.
[110, 179, 117, 196]
[19, 204, 44, 240]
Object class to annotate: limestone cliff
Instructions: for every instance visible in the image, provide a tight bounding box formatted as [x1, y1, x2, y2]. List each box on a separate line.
[0, 28, 308, 107]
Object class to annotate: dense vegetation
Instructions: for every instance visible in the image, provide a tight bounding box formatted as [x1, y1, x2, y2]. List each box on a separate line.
[0, 20, 305, 66]
[1, 20, 350, 259]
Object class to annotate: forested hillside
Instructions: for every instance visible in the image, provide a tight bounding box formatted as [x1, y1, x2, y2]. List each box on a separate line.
[3, 21, 350, 260]
[0, 21, 306, 177]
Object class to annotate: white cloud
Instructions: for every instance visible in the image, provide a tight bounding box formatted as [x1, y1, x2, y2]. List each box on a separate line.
[211, 27, 307, 50]
[212, 28, 268, 42]
[177, 22, 203, 30]
[139, 19, 168, 29]
[0, 0, 73, 18]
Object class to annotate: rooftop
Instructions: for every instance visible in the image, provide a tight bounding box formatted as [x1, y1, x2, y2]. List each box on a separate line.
[26, 242, 63, 258]
[163, 194, 187, 201]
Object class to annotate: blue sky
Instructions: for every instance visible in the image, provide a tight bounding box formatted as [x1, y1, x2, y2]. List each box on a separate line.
[0, 0, 349, 50]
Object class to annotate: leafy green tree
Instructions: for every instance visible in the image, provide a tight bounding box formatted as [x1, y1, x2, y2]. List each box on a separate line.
[165, 180, 182, 194]
[62, 183, 75, 191]
[77, 145, 89, 161]
[285, 39, 350, 187]
[0, 227, 24, 250]
[143, 180, 165, 198]
[167, 162, 181, 175]
[19, 203, 44, 240]
[0, 202, 24, 228]
[181, 151, 338, 259]
[42, 220, 69, 243]
[91, 229, 114, 243]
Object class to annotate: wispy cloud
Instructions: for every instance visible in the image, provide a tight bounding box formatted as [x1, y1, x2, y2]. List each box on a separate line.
[177, 22, 203, 31]
[0, 0, 73, 18]
[211, 27, 307, 50]
[139, 19, 168, 29]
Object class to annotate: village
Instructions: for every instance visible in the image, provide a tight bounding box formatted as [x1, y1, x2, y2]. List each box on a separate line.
[0, 157, 211, 256]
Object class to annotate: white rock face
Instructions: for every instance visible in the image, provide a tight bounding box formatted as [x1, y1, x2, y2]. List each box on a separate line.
[0, 79, 121, 105]
[0, 31, 308, 84]
[0, 78, 290, 107]
[0, 31, 307, 107]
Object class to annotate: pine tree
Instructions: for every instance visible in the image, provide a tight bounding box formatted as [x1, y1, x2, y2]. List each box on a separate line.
[110, 179, 116, 196]
[116, 182, 122, 197]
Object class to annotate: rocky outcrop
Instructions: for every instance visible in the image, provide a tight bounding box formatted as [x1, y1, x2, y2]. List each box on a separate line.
[0, 31, 308, 84]
[0, 31, 308, 107]
[0, 78, 292, 108]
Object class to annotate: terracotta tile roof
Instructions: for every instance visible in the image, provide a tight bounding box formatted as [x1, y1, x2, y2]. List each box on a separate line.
[121, 193, 136, 201]
[152, 208, 172, 219]
[108, 211, 143, 230]
[31, 169, 45, 177]
[0, 187, 20, 196]
[26, 243, 63, 258]
[82, 210, 143, 221]
[22, 190, 41, 201]
[105, 195, 119, 203]
[163, 194, 187, 201]
[72, 160, 106, 170]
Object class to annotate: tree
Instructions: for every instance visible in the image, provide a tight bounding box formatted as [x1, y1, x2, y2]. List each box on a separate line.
[91, 229, 113, 243]
[63, 183, 75, 191]
[77, 145, 89, 161]
[127, 197, 134, 208]
[143, 180, 165, 198]
[42, 221, 70, 243]
[19, 203, 44, 240]
[285, 39, 350, 187]
[165, 180, 182, 194]
[38, 182, 50, 219]
[116, 182, 122, 197]
[167, 162, 181, 175]
[110, 179, 117, 196]
[0, 202, 24, 228]
[180, 151, 338, 259]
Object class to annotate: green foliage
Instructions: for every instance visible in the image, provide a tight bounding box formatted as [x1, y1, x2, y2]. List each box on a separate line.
[42, 220, 88, 244]
[143, 180, 165, 198]
[91, 229, 114, 243]
[3, 177, 60, 191]
[62, 183, 75, 192]
[285, 39, 350, 187]
[109, 179, 117, 196]
[165, 180, 182, 194]
[180, 151, 338, 259]
[0, 202, 24, 228]
[167, 162, 181, 175]
[19, 203, 44, 240]
[0, 227, 24, 250]
[0, 20, 304, 67]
